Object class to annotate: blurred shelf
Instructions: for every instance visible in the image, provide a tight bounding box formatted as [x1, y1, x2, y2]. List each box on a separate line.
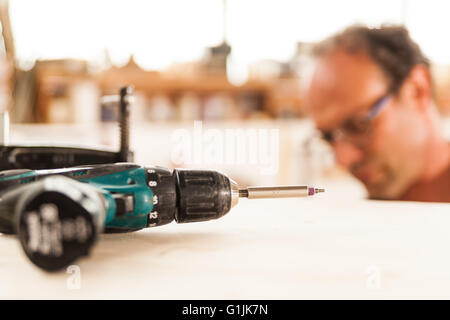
[32, 59, 306, 123]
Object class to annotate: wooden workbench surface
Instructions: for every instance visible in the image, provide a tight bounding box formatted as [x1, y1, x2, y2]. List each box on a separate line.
[0, 194, 449, 299]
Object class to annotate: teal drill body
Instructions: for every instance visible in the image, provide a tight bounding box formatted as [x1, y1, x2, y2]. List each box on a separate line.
[0, 163, 156, 232]
[80, 166, 153, 230]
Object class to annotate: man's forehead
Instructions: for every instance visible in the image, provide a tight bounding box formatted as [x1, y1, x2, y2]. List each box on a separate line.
[308, 48, 388, 129]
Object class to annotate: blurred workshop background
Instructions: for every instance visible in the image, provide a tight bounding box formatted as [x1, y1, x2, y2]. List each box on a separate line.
[0, 0, 449, 196]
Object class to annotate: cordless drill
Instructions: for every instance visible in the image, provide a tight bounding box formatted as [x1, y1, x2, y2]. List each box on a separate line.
[0, 163, 323, 271]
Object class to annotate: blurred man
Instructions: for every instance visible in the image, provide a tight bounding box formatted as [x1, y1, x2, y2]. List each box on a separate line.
[307, 25, 450, 202]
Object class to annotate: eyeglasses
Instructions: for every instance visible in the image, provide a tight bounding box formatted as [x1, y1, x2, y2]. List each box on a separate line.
[320, 94, 391, 144]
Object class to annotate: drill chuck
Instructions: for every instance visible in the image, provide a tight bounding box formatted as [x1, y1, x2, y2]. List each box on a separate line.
[146, 168, 238, 225]
[174, 169, 234, 223]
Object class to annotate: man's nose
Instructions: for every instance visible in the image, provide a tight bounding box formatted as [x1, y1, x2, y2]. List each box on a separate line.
[332, 140, 364, 168]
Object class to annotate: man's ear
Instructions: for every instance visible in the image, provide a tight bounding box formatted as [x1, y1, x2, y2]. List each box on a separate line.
[400, 65, 432, 110]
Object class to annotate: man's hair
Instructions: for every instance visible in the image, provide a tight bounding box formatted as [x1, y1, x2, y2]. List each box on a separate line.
[313, 25, 430, 93]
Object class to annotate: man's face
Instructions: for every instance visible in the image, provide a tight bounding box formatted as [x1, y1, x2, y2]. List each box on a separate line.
[307, 48, 429, 199]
